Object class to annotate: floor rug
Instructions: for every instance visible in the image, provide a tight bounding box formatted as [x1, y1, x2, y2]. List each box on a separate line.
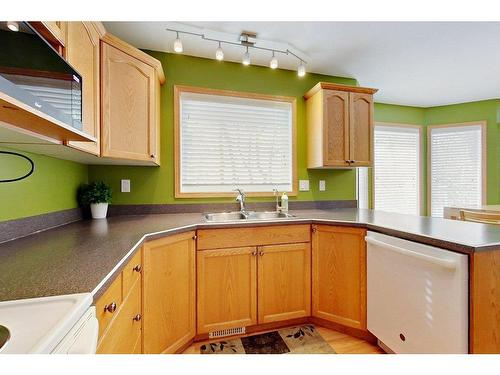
[200, 324, 335, 354]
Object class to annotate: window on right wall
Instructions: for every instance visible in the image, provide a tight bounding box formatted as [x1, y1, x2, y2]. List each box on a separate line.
[428, 122, 486, 217]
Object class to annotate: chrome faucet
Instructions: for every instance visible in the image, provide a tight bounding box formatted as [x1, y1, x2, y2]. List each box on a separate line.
[234, 188, 248, 217]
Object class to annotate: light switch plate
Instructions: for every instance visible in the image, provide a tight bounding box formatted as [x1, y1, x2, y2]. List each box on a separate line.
[121, 179, 131, 193]
[299, 180, 310, 191]
[319, 180, 326, 191]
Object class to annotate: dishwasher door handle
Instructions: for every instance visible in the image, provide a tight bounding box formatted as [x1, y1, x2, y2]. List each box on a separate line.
[365, 236, 458, 270]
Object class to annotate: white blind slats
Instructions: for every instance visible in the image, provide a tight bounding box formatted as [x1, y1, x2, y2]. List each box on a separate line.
[430, 125, 483, 217]
[357, 168, 369, 209]
[374, 125, 420, 215]
[180, 92, 293, 193]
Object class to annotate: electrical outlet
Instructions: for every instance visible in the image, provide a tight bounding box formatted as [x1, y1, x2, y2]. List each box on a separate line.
[319, 180, 326, 191]
[299, 180, 310, 191]
[121, 179, 131, 193]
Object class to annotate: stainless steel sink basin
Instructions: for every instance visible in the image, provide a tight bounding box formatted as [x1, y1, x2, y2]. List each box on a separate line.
[246, 211, 295, 220]
[203, 211, 295, 222]
[204, 212, 248, 222]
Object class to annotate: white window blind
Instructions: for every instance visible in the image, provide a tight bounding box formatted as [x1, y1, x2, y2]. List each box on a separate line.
[357, 167, 369, 209]
[179, 91, 293, 194]
[429, 124, 484, 217]
[374, 125, 421, 215]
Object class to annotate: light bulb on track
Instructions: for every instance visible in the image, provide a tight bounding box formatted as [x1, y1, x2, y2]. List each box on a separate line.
[173, 32, 183, 53]
[297, 60, 306, 77]
[242, 46, 251, 66]
[270, 51, 278, 69]
[215, 42, 224, 61]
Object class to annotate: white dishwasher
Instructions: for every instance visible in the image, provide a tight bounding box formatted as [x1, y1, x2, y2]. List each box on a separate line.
[366, 231, 468, 354]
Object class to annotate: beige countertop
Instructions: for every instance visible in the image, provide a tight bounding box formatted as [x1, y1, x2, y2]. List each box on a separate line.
[0, 208, 499, 302]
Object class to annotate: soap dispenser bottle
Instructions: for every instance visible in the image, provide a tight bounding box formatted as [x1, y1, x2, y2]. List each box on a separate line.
[281, 192, 289, 213]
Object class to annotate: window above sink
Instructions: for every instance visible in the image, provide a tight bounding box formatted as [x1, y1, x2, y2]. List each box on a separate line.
[174, 85, 297, 198]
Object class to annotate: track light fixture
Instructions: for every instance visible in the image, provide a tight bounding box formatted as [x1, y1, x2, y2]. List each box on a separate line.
[242, 46, 251, 66]
[297, 60, 306, 77]
[166, 28, 308, 73]
[215, 42, 224, 61]
[270, 51, 278, 69]
[173, 31, 183, 53]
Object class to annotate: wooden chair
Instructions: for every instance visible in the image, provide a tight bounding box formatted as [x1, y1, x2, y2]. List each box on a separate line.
[459, 210, 500, 225]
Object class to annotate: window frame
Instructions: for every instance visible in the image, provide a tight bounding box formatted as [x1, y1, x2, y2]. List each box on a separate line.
[372, 122, 423, 215]
[174, 85, 297, 198]
[427, 121, 487, 217]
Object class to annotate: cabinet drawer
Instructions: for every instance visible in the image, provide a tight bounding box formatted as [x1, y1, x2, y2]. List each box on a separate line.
[197, 225, 311, 250]
[95, 274, 122, 338]
[97, 279, 142, 354]
[123, 249, 142, 299]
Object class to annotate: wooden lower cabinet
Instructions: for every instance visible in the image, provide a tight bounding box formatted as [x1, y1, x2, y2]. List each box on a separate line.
[96, 248, 143, 354]
[97, 280, 142, 354]
[258, 243, 311, 323]
[312, 225, 367, 330]
[197, 247, 257, 334]
[143, 232, 196, 353]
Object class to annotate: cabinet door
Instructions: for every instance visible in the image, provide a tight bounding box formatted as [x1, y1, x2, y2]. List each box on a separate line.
[97, 279, 142, 354]
[349, 92, 373, 166]
[323, 90, 350, 167]
[101, 42, 158, 163]
[258, 243, 311, 324]
[143, 232, 196, 354]
[65, 22, 100, 155]
[197, 247, 257, 334]
[43, 21, 67, 46]
[312, 225, 367, 330]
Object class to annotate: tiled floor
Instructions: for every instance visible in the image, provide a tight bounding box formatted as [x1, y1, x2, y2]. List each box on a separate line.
[182, 325, 385, 354]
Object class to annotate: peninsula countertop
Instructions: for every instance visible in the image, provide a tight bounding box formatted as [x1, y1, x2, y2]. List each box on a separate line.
[0, 208, 499, 303]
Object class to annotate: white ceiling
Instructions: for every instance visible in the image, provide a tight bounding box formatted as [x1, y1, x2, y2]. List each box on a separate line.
[103, 21, 500, 107]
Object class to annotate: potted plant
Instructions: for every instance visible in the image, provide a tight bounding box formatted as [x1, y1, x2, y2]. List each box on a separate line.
[78, 181, 112, 219]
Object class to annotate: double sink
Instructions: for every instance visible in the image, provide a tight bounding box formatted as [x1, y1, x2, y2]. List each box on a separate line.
[204, 211, 296, 222]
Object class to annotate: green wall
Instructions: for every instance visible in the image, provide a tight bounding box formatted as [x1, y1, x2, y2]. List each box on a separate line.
[89, 53, 359, 206]
[0, 146, 88, 222]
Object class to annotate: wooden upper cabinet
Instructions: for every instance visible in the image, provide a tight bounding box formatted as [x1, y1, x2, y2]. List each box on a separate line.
[28, 22, 67, 53]
[257, 243, 311, 324]
[323, 90, 350, 167]
[305, 82, 377, 168]
[349, 93, 374, 167]
[100, 34, 164, 165]
[143, 232, 196, 354]
[65, 22, 102, 155]
[42, 22, 67, 46]
[197, 247, 258, 334]
[312, 225, 367, 331]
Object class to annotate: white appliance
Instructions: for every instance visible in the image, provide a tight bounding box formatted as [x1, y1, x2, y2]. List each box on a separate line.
[0, 293, 98, 354]
[52, 306, 98, 354]
[366, 231, 468, 354]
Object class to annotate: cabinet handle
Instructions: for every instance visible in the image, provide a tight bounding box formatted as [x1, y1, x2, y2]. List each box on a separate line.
[259, 251, 264, 256]
[133, 314, 142, 322]
[104, 302, 117, 313]
[133, 264, 142, 273]
[312, 226, 317, 233]
[251, 251, 257, 256]
[192, 235, 197, 240]
[150, 154, 155, 158]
